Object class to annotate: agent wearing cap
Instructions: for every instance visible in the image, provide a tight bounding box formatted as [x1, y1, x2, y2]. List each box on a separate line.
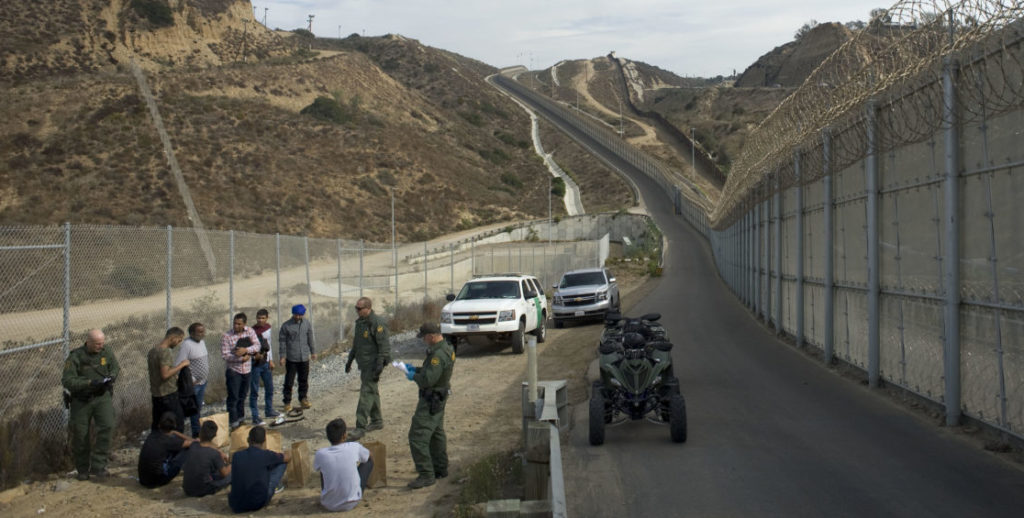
[404, 322, 456, 489]
[278, 304, 316, 412]
[345, 297, 391, 441]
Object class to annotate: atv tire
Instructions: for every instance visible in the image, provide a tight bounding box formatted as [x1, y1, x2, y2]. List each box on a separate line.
[669, 394, 687, 443]
[589, 388, 606, 446]
[511, 321, 525, 354]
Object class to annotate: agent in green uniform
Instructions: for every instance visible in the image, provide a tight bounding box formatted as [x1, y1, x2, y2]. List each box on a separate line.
[62, 329, 120, 481]
[404, 322, 455, 489]
[345, 297, 391, 440]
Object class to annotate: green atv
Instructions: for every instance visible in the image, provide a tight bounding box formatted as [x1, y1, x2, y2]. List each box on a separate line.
[589, 312, 687, 445]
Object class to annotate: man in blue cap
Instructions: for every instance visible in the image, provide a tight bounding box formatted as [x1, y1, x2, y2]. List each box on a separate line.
[278, 304, 316, 412]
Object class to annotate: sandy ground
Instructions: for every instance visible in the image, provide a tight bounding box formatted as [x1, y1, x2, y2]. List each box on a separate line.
[0, 266, 654, 517]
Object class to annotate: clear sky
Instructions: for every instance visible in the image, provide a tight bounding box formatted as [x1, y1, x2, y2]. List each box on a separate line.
[253, 1, 892, 77]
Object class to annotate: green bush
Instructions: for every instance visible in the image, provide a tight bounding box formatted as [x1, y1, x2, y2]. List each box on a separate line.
[500, 172, 522, 188]
[300, 96, 352, 125]
[478, 148, 509, 165]
[551, 177, 566, 197]
[131, 0, 174, 28]
[107, 265, 162, 297]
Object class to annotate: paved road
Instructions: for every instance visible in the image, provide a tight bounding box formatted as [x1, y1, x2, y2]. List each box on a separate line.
[557, 121, 1024, 516]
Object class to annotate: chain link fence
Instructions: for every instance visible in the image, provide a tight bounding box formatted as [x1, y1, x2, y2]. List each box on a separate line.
[0, 213, 653, 485]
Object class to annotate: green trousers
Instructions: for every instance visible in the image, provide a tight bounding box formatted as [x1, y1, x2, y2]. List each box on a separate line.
[69, 393, 114, 474]
[354, 369, 383, 430]
[408, 399, 447, 478]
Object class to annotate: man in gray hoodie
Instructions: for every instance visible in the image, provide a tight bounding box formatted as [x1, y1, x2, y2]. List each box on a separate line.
[278, 304, 316, 411]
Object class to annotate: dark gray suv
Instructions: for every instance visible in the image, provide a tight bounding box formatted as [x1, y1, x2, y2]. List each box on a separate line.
[550, 267, 619, 327]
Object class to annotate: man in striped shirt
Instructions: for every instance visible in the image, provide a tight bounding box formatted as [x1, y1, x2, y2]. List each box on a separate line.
[222, 313, 263, 430]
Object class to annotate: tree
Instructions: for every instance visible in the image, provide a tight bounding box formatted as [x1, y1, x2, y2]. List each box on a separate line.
[844, 20, 866, 31]
[794, 19, 819, 40]
[870, 8, 892, 24]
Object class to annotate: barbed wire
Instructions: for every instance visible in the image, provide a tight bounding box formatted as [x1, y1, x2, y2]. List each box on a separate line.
[712, 0, 1024, 227]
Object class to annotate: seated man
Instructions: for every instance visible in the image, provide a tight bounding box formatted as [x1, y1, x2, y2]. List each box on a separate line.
[313, 418, 374, 512]
[138, 411, 195, 488]
[182, 420, 231, 497]
[228, 426, 290, 513]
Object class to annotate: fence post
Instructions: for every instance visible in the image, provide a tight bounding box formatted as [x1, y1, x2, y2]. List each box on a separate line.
[424, 240, 429, 301]
[229, 230, 235, 323]
[823, 131, 835, 365]
[359, 240, 364, 297]
[774, 174, 782, 332]
[166, 225, 172, 330]
[942, 35, 962, 425]
[866, 99, 880, 388]
[63, 222, 71, 356]
[342, 238, 350, 343]
[754, 199, 760, 317]
[305, 236, 314, 340]
[392, 193, 398, 309]
[276, 233, 281, 327]
[795, 151, 805, 347]
[450, 243, 455, 294]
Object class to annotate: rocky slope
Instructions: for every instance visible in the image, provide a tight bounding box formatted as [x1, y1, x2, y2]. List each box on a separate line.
[0, 1, 601, 241]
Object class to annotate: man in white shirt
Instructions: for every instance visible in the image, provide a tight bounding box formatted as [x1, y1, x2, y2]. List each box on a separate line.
[313, 418, 374, 512]
[175, 323, 209, 438]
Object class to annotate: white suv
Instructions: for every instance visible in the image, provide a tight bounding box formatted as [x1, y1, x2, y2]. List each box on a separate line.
[440, 274, 548, 354]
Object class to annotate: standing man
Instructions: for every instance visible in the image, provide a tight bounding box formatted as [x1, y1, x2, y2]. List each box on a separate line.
[278, 304, 316, 412]
[345, 297, 390, 441]
[176, 322, 209, 437]
[148, 327, 189, 432]
[249, 309, 279, 426]
[222, 313, 263, 430]
[62, 329, 120, 480]
[404, 323, 455, 489]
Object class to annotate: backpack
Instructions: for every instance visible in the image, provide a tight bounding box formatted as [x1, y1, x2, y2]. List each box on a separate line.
[177, 365, 199, 417]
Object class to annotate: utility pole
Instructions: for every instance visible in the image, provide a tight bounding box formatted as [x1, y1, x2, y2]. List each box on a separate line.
[263, 7, 268, 26]
[307, 14, 315, 50]
[338, 25, 341, 39]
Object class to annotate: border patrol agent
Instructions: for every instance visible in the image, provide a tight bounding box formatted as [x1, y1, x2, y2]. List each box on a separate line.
[62, 329, 120, 480]
[346, 297, 391, 441]
[405, 322, 455, 489]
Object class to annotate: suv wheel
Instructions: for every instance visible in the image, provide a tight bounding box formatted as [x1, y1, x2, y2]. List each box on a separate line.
[534, 314, 547, 343]
[511, 321, 525, 354]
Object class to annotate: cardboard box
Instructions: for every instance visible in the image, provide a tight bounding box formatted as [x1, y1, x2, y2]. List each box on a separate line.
[364, 440, 387, 488]
[198, 413, 230, 448]
[285, 440, 313, 488]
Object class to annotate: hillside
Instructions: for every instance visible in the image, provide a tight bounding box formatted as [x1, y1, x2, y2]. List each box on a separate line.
[520, 21, 849, 183]
[735, 22, 853, 87]
[0, 1, 634, 241]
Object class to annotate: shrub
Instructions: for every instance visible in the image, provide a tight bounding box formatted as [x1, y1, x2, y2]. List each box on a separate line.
[131, 0, 174, 28]
[300, 96, 351, 125]
[551, 177, 566, 197]
[500, 172, 521, 188]
[478, 148, 509, 165]
[107, 265, 161, 297]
